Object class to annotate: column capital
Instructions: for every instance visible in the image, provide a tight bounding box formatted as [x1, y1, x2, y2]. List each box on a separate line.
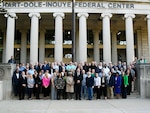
[101, 13, 112, 18]
[146, 14, 150, 19]
[124, 14, 135, 19]
[53, 12, 65, 19]
[77, 13, 89, 18]
[28, 13, 41, 19]
[4, 12, 17, 19]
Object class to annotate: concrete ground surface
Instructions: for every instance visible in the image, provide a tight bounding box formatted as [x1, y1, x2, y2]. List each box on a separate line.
[0, 94, 149, 113]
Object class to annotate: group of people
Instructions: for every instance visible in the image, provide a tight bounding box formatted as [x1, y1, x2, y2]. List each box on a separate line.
[12, 60, 137, 100]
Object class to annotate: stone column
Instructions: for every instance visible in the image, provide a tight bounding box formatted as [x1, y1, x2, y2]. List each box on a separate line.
[2, 30, 6, 63]
[4, 13, 16, 63]
[112, 30, 118, 64]
[0, 81, 3, 100]
[146, 15, 150, 58]
[76, 30, 79, 62]
[137, 30, 142, 59]
[20, 30, 27, 63]
[53, 13, 64, 62]
[28, 13, 41, 64]
[77, 13, 89, 63]
[101, 13, 112, 64]
[39, 30, 45, 63]
[93, 30, 100, 63]
[124, 14, 135, 65]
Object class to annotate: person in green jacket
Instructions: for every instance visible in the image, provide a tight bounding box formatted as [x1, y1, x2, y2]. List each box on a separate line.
[121, 71, 129, 99]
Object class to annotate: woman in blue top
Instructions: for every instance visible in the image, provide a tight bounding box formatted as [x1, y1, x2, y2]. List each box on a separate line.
[114, 72, 122, 99]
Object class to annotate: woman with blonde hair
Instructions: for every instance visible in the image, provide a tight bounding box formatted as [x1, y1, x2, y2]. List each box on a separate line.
[66, 71, 74, 100]
[27, 72, 35, 100]
[42, 72, 50, 98]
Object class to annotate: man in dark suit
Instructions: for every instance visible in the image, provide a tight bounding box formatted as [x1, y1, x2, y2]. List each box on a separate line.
[74, 68, 83, 100]
[8, 56, 16, 64]
[12, 68, 21, 96]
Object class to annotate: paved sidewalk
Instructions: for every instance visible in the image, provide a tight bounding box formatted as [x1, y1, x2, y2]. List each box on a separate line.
[0, 97, 150, 113]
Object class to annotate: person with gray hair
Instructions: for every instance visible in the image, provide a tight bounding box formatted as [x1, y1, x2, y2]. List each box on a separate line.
[86, 71, 94, 100]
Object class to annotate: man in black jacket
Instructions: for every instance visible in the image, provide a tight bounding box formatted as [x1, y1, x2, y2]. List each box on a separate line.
[86, 72, 94, 100]
[12, 68, 21, 96]
[74, 68, 83, 100]
[19, 71, 27, 100]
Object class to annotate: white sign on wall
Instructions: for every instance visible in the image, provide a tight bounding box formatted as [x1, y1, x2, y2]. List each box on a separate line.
[0, 1, 135, 9]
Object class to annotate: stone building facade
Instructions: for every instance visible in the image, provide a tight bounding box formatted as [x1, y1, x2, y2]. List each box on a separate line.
[0, 0, 150, 64]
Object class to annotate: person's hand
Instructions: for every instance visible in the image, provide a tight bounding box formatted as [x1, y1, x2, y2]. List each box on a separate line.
[22, 84, 26, 87]
[77, 80, 80, 83]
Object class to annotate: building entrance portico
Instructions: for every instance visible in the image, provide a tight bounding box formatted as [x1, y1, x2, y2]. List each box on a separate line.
[0, 0, 150, 64]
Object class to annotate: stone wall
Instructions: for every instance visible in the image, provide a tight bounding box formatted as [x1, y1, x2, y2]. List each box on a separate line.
[136, 63, 150, 98]
[0, 64, 16, 100]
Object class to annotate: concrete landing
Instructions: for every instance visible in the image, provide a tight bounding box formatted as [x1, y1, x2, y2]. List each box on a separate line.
[0, 97, 149, 113]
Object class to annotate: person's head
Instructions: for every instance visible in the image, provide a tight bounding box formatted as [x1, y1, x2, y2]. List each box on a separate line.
[77, 68, 80, 72]
[45, 73, 49, 78]
[22, 71, 25, 75]
[88, 68, 91, 72]
[62, 68, 65, 72]
[87, 72, 91, 77]
[91, 69, 95, 73]
[82, 70, 85, 74]
[95, 73, 99, 77]
[111, 68, 115, 73]
[11, 56, 14, 59]
[70, 61, 73, 65]
[131, 64, 135, 68]
[126, 69, 130, 75]
[46, 70, 49, 73]
[116, 72, 119, 76]
[59, 73, 62, 78]
[122, 71, 125, 76]
[28, 73, 33, 78]
[118, 61, 122, 64]
[16, 68, 19, 73]
[44, 61, 47, 64]
[128, 64, 132, 68]
[34, 70, 38, 76]
[104, 64, 107, 68]
[99, 62, 102, 66]
[109, 62, 112, 67]
[31, 65, 34, 69]
[68, 71, 73, 76]
[55, 69, 59, 73]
